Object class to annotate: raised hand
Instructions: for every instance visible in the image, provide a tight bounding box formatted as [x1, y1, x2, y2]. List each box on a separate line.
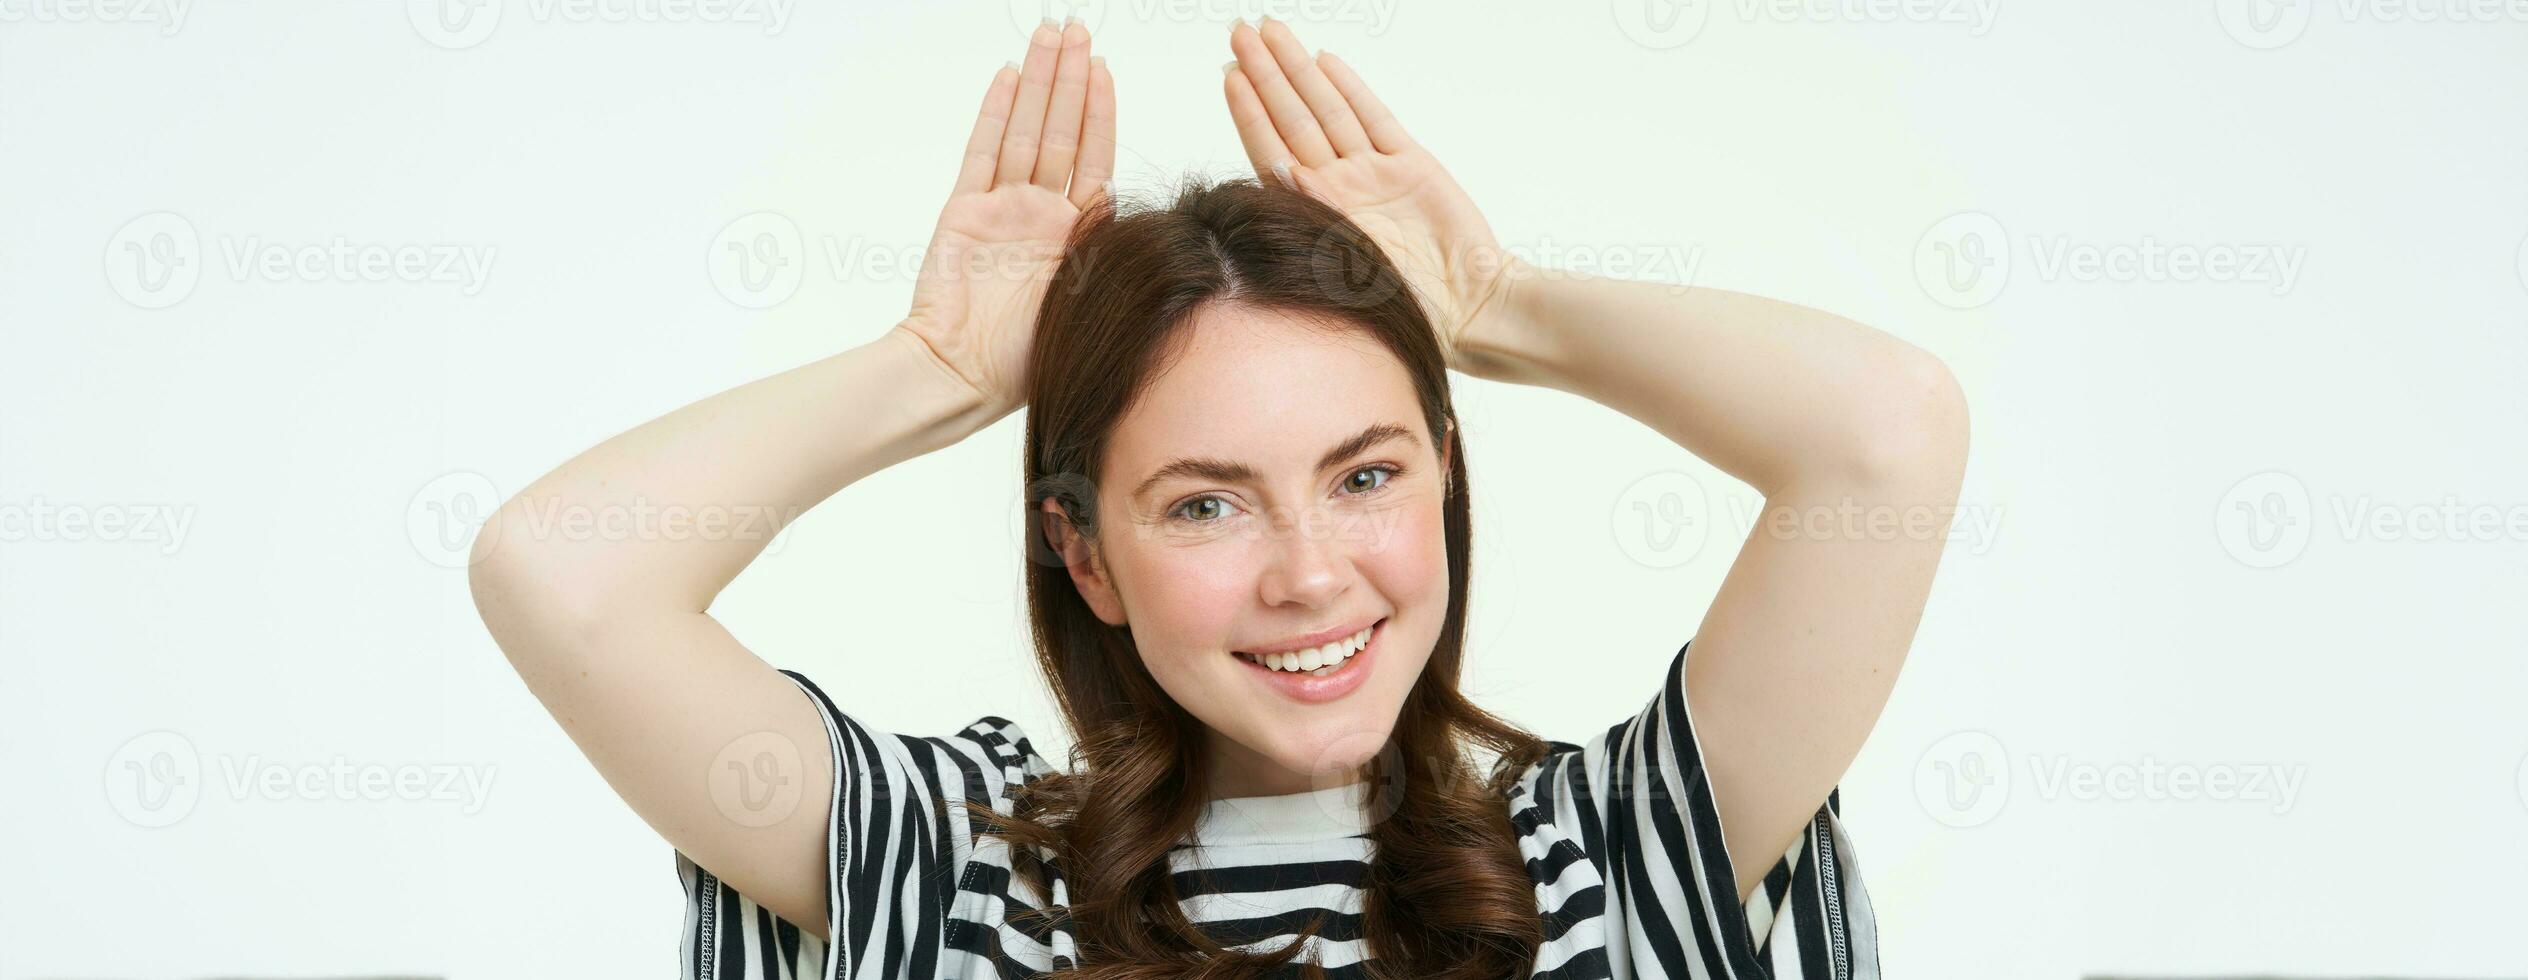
[900, 17, 1116, 415]
[1223, 17, 1517, 376]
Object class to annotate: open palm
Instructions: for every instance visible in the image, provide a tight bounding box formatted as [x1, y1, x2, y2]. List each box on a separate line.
[1223, 18, 1516, 375]
[902, 18, 1116, 414]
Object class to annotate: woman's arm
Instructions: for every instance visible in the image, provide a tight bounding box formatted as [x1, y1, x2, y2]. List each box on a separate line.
[470, 18, 1113, 938]
[468, 327, 1000, 934]
[1224, 16, 1965, 904]
[1466, 264, 1968, 904]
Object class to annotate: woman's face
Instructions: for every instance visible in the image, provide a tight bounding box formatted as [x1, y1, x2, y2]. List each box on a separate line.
[1049, 302, 1452, 800]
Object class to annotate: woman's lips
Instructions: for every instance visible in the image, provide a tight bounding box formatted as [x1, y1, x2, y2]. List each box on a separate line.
[1233, 618, 1381, 704]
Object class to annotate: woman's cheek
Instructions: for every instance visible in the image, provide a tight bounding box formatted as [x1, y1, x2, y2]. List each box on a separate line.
[1363, 496, 1448, 604]
[1133, 545, 1252, 656]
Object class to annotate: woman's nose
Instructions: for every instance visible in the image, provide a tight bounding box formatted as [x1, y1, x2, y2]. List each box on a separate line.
[1256, 506, 1351, 609]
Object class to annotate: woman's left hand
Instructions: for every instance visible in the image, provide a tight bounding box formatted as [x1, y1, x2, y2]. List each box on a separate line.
[1224, 18, 1525, 378]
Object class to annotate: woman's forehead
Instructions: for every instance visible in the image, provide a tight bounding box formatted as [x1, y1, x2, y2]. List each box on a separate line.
[1112, 307, 1424, 464]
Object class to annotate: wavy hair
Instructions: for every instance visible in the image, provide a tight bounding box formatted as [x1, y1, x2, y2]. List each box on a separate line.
[966, 175, 1549, 980]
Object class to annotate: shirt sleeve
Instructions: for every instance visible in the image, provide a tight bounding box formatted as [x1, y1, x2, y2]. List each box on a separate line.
[1560, 637, 1881, 980]
[673, 669, 1042, 980]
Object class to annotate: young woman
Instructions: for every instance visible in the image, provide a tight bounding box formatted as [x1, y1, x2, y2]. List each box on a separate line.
[470, 16, 1965, 980]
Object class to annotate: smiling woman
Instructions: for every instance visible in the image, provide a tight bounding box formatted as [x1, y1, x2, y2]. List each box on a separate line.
[469, 13, 1955, 980]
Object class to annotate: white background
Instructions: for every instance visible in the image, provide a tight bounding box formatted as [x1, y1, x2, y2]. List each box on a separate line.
[5, 1, 2525, 977]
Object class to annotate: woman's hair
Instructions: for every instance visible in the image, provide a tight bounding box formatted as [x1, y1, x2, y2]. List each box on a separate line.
[963, 175, 1551, 980]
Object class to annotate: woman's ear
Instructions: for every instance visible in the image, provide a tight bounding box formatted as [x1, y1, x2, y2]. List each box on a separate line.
[1040, 496, 1127, 626]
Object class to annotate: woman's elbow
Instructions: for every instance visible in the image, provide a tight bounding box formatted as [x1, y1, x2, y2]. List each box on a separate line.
[1850, 347, 1969, 491]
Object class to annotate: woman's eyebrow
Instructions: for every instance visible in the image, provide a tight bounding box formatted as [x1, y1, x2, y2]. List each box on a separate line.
[1131, 422, 1420, 502]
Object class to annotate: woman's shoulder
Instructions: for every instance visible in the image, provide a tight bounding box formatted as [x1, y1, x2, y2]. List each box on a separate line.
[951, 714, 1059, 782]
[771, 667, 1059, 787]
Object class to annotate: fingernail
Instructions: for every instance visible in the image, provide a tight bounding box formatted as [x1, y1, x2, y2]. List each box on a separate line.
[1090, 55, 1106, 69]
[1223, 59, 1239, 75]
[1271, 161, 1291, 184]
[1005, 60, 1021, 72]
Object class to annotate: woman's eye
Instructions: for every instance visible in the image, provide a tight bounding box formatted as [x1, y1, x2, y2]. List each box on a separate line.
[1344, 465, 1397, 494]
[1176, 497, 1230, 523]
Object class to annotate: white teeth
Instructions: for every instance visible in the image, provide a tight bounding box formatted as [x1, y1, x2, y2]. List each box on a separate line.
[1245, 623, 1374, 673]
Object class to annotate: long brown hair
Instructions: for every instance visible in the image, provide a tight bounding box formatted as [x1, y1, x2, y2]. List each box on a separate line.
[970, 174, 1549, 980]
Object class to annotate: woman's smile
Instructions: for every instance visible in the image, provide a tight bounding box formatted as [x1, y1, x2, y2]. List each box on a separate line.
[1230, 616, 1385, 703]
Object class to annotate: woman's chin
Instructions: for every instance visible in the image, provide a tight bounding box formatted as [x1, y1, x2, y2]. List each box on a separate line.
[1251, 723, 1394, 788]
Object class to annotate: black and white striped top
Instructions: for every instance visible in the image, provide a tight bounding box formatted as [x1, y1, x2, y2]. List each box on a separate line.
[675, 639, 1880, 979]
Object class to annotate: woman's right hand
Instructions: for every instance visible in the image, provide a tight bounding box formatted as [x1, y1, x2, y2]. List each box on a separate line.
[898, 17, 1115, 416]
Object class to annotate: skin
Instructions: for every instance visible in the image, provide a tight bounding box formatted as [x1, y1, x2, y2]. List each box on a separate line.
[470, 14, 1965, 944]
[1044, 306, 1452, 800]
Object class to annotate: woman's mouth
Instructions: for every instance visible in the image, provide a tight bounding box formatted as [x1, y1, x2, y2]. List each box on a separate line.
[1231, 618, 1383, 703]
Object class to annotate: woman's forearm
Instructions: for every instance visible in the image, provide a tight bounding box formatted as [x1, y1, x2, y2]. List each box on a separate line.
[1458, 257, 1964, 497]
[474, 324, 1008, 622]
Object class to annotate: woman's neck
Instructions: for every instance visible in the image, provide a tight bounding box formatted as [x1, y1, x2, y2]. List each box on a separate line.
[1201, 729, 1369, 800]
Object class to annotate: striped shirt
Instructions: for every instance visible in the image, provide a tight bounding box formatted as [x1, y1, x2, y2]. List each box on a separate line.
[676, 639, 1880, 979]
